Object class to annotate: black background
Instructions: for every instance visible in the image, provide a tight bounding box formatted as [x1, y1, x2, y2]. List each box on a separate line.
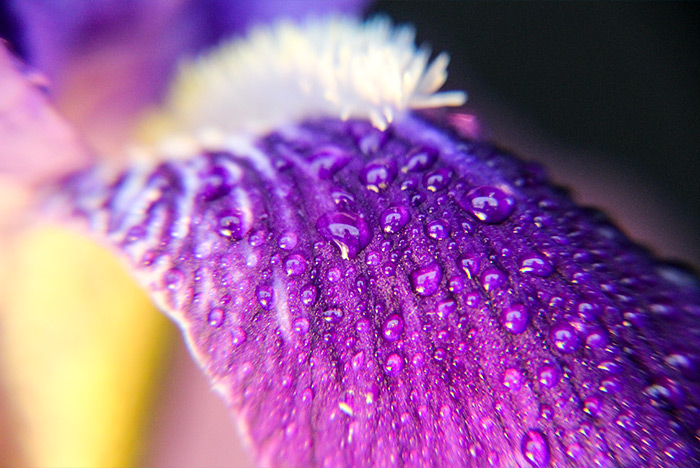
[368, 2, 700, 269]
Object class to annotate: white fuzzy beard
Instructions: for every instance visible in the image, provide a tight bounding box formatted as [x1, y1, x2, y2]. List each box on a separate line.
[143, 15, 467, 147]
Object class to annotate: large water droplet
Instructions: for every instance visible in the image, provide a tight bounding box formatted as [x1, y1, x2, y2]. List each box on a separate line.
[549, 321, 580, 354]
[480, 267, 507, 292]
[410, 263, 443, 296]
[519, 253, 554, 277]
[404, 145, 438, 172]
[360, 159, 397, 192]
[309, 147, 352, 179]
[284, 254, 307, 277]
[537, 364, 560, 388]
[256, 284, 275, 310]
[521, 430, 550, 467]
[217, 210, 244, 239]
[323, 308, 344, 324]
[278, 232, 298, 250]
[300, 284, 317, 306]
[231, 326, 247, 347]
[384, 353, 404, 376]
[382, 314, 404, 341]
[292, 317, 310, 335]
[207, 308, 225, 327]
[501, 304, 529, 334]
[316, 212, 373, 259]
[458, 186, 515, 223]
[426, 219, 450, 240]
[423, 168, 451, 192]
[380, 206, 410, 234]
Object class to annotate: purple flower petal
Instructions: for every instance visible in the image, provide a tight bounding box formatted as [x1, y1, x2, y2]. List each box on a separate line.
[48, 110, 700, 467]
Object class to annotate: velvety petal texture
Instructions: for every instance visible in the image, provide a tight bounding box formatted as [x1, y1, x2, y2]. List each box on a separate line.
[48, 111, 700, 467]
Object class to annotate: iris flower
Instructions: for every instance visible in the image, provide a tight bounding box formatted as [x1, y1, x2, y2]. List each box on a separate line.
[1, 2, 699, 468]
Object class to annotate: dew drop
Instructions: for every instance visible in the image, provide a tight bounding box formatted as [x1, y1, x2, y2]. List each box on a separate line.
[309, 147, 352, 179]
[365, 250, 382, 266]
[207, 308, 225, 327]
[384, 353, 404, 377]
[537, 364, 560, 388]
[404, 145, 438, 172]
[501, 304, 529, 334]
[326, 267, 342, 283]
[217, 210, 244, 239]
[380, 206, 411, 234]
[278, 232, 298, 250]
[503, 368, 523, 391]
[410, 263, 443, 296]
[549, 321, 580, 353]
[256, 284, 275, 310]
[423, 167, 451, 192]
[316, 212, 373, 259]
[163, 268, 185, 290]
[458, 186, 515, 223]
[480, 267, 507, 292]
[323, 308, 344, 324]
[584, 327, 609, 349]
[360, 159, 397, 191]
[382, 314, 404, 341]
[352, 351, 365, 371]
[292, 317, 310, 335]
[521, 430, 550, 467]
[426, 219, 450, 240]
[284, 254, 308, 277]
[583, 396, 601, 417]
[519, 253, 554, 277]
[231, 326, 247, 347]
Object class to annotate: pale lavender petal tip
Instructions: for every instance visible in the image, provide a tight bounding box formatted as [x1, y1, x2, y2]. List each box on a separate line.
[49, 113, 700, 467]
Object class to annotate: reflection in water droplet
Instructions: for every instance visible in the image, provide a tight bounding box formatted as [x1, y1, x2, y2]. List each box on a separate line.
[316, 212, 373, 259]
[480, 267, 507, 292]
[217, 210, 244, 239]
[323, 308, 344, 324]
[292, 317, 310, 335]
[426, 219, 450, 240]
[231, 326, 246, 347]
[284, 253, 307, 276]
[382, 314, 404, 341]
[360, 159, 397, 192]
[208, 308, 225, 327]
[384, 353, 404, 376]
[501, 304, 529, 334]
[537, 364, 560, 388]
[549, 321, 580, 354]
[519, 253, 554, 277]
[300, 284, 317, 306]
[309, 147, 352, 179]
[278, 232, 298, 250]
[256, 284, 275, 310]
[423, 167, 451, 192]
[458, 186, 515, 223]
[521, 430, 550, 467]
[380, 205, 411, 234]
[404, 145, 438, 172]
[410, 263, 443, 296]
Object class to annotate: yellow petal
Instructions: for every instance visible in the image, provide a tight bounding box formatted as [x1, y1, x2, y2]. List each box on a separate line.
[0, 225, 171, 468]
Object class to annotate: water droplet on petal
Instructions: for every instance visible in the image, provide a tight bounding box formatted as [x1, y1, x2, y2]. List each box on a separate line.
[284, 253, 307, 276]
[217, 210, 244, 239]
[382, 314, 404, 341]
[537, 364, 560, 388]
[426, 219, 450, 240]
[309, 147, 352, 179]
[380, 206, 411, 234]
[384, 353, 404, 376]
[231, 326, 247, 347]
[293, 317, 310, 335]
[458, 186, 515, 223]
[360, 159, 397, 191]
[503, 368, 522, 391]
[521, 430, 550, 467]
[404, 145, 438, 172]
[323, 308, 344, 324]
[549, 321, 580, 353]
[208, 308, 225, 327]
[256, 284, 275, 310]
[480, 267, 507, 292]
[300, 284, 317, 306]
[501, 304, 529, 334]
[316, 212, 373, 259]
[519, 253, 554, 277]
[278, 232, 298, 250]
[410, 263, 443, 296]
[423, 167, 451, 192]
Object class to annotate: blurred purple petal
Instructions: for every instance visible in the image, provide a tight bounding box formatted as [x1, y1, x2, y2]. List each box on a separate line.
[48, 111, 700, 466]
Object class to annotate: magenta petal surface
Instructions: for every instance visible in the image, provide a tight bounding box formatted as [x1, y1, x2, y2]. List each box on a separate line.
[49, 115, 700, 467]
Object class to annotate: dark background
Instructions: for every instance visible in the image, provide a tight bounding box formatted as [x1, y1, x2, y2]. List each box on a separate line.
[368, 2, 700, 269]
